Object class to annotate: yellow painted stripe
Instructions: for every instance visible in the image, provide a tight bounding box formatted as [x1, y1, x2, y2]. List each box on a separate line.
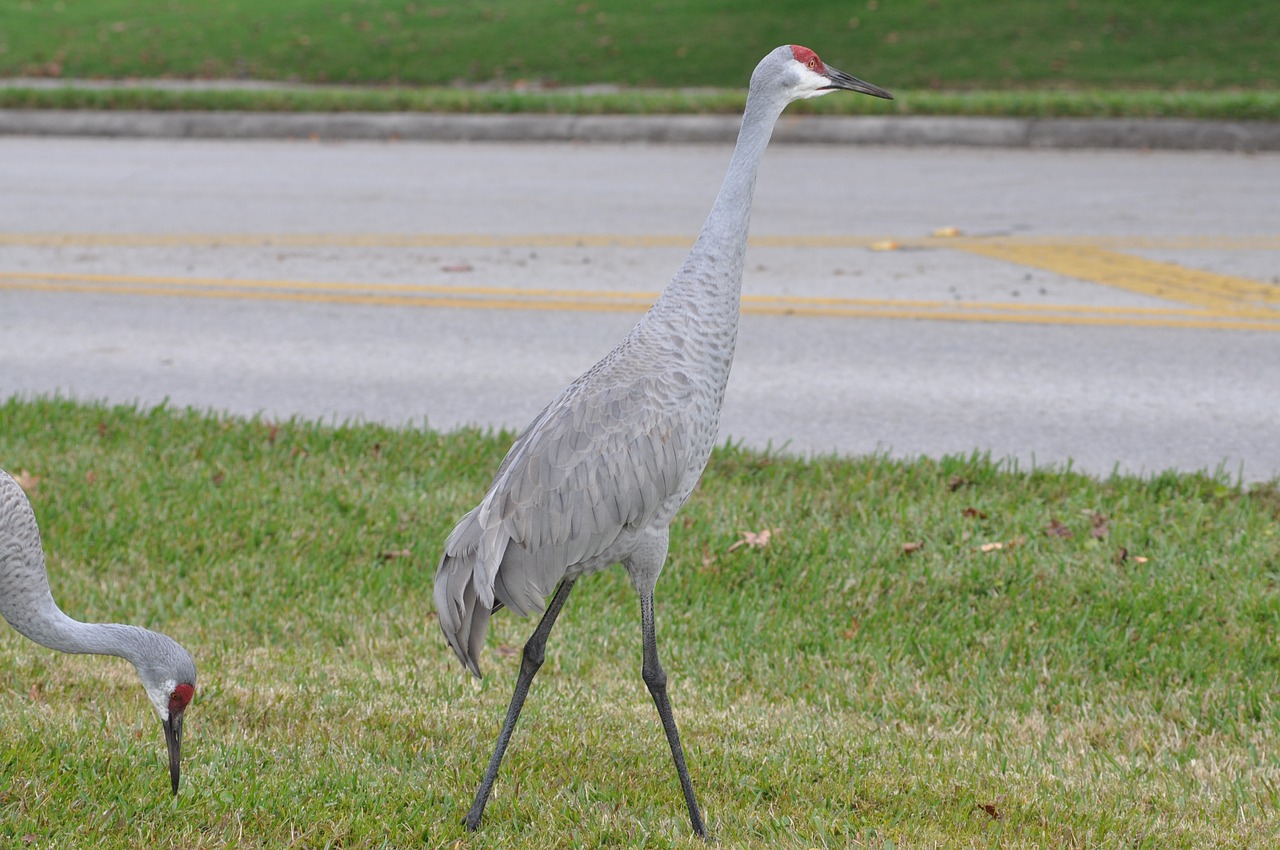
[2, 232, 1278, 250]
[5, 271, 1280, 332]
[0, 270, 1236, 317]
[957, 242, 1280, 314]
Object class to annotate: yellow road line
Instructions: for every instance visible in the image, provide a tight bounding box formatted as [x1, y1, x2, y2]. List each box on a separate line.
[3, 232, 1279, 250]
[0, 269, 1233, 316]
[957, 242, 1280, 315]
[5, 271, 1280, 332]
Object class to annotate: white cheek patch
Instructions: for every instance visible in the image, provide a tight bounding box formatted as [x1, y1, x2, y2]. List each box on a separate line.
[144, 679, 180, 721]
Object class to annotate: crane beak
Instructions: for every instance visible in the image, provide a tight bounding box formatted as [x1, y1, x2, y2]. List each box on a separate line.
[163, 710, 185, 795]
[822, 66, 894, 100]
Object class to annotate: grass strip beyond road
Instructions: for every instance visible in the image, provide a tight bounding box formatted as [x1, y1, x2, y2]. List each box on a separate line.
[2, 84, 1278, 122]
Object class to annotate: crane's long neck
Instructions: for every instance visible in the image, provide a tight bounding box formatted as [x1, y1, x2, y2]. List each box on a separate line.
[0, 481, 153, 664]
[664, 92, 788, 308]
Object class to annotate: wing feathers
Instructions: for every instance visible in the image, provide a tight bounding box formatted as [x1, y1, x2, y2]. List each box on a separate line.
[433, 371, 693, 676]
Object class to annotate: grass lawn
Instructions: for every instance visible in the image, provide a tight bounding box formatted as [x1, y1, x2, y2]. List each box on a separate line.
[0, 396, 1277, 848]
[0, 1, 1277, 120]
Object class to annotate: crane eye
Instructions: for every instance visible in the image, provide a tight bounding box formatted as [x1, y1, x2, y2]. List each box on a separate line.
[807, 58, 817, 70]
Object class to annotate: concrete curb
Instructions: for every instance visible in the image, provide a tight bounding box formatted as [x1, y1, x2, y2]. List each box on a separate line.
[2, 109, 1278, 150]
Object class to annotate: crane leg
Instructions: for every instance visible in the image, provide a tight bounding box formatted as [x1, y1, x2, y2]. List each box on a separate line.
[640, 589, 708, 839]
[464, 577, 577, 832]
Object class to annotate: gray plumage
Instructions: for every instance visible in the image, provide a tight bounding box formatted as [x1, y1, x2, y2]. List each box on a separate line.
[434, 45, 893, 837]
[0, 468, 196, 795]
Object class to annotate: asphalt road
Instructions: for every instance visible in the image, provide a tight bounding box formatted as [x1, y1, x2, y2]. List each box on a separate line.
[2, 136, 1278, 480]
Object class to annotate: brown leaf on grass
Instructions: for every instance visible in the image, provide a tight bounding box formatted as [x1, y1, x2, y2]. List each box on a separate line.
[978, 802, 1002, 820]
[901, 541, 925, 554]
[948, 475, 969, 492]
[211, 471, 226, 487]
[379, 548, 411, 561]
[842, 617, 861, 639]
[96, 422, 109, 438]
[728, 528, 774, 552]
[962, 507, 987, 519]
[1114, 546, 1129, 564]
[1089, 511, 1110, 539]
[11, 470, 41, 493]
[1045, 518, 1073, 538]
[980, 535, 1027, 553]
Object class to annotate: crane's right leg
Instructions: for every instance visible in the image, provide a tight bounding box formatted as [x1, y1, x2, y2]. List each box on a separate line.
[465, 578, 577, 831]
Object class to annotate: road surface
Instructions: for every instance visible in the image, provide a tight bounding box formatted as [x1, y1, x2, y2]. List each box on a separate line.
[1, 136, 1278, 480]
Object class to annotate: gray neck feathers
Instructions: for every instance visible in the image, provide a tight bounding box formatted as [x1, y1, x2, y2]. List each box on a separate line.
[667, 92, 785, 304]
[0, 475, 165, 669]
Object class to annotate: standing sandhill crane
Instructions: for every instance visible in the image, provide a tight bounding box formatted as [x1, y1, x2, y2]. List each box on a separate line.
[434, 45, 893, 836]
[0, 469, 196, 795]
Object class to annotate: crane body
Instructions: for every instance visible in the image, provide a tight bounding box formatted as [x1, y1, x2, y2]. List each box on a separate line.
[434, 45, 893, 837]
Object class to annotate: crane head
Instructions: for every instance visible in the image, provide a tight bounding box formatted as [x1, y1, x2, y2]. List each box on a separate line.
[136, 638, 197, 795]
[766, 45, 894, 102]
[162, 681, 195, 795]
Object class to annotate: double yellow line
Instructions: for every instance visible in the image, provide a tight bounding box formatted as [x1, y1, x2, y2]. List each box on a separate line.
[3, 233, 1277, 332]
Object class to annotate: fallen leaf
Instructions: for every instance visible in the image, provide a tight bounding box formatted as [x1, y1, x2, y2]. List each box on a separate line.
[842, 617, 862, 639]
[211, 471, 226, 487]
[1089, 511, 1110, 539]
[1133, 555, 1149, 564]
[379, 548, 411, 561]
[962, 507, 987, 519]
[901, 541, 925, 554]
[979, 541, 1003, 552]
[728, 528, 774, 552]
[1114, 546, 1129, 564]
[11, 470, 40, 493]
[932, 226, 962, 237]
[978, 802, 1002, 820]
[1045, 518, 1073, 538]
[948, 475, 969, 492]
[869, 239, 900, 251]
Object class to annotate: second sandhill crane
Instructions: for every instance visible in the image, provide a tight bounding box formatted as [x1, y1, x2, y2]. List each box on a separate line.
[0, 468, 196, 795]
[434, 44, 893, 836]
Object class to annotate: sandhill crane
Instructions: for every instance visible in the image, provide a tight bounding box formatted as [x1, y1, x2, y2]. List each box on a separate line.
[0, 469, 196, 795]
[434, 45, 892, 836]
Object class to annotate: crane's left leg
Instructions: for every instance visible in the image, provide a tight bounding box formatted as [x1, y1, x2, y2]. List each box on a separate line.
[640, 588, 708, 839]
[465, 577, 577, 831]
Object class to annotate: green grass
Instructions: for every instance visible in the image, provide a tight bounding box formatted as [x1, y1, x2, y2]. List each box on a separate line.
[1, 396, 1279, 848]
[2, 0, 1277, 90]
[4, 83, 1279, 121]
[1, 1, 1277, 120]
